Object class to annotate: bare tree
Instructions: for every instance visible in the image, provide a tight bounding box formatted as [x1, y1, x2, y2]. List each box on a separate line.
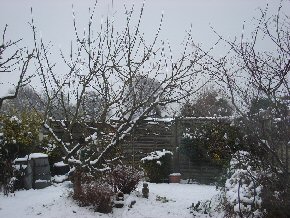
[81, 90, 104, 121]
[0, 25, 33, 194]
[180, 88, 233, 117]
[1, 86, 45, 114]
[0, 25, 33, 110]
[31, 3, 210, 173]
[210, 2, 289, 216]
[124, 74, 164, 117]
[216, 3, 289, 173]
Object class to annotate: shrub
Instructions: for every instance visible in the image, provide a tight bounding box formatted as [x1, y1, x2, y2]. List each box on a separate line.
[0, 160, 15, 195]
[260, 172, 290, 218]
[180, 122, 246, 166]
[0, 112, 42, 159]
[72, 165, 142, 213]
[218, 150, 290, 218]
[72, 170, 113, 213]
[141, 149, 172, 183]
[222, 151, 265, 217]
[108, 164, 142, 194]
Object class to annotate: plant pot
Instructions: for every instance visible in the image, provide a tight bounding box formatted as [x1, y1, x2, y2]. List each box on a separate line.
[169, 173, 181, 183]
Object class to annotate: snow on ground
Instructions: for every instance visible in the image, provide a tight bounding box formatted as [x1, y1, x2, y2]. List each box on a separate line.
[0, 182, 218, 218]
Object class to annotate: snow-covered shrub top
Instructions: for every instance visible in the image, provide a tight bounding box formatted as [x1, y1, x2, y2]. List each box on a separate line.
[141, 149, 173, 182]
[141, 149, 173, 163]
[224, 151, 264, 217]
[229, 150, 250, 168]
[169, 173, 181, 176]
[53, 161, 68, 167]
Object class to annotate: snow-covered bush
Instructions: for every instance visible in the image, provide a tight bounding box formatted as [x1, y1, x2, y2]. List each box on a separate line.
[223, 151, 265, 217]
[141, 149, 173, 183]
[219, 149, 290, 218]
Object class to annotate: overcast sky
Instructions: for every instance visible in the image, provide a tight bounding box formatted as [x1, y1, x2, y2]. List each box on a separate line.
[0, 0, 288, 95]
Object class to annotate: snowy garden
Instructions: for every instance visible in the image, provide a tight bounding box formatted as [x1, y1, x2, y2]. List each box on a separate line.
[0, 181, 219, 218]
[0, 0, 289, 217]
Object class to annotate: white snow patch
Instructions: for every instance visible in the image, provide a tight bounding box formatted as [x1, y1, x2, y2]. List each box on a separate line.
[52, 175, 68, 183]
[35, 179, 50, 183]
[141, 149, 173, 162]
[53, 161, 68, 167]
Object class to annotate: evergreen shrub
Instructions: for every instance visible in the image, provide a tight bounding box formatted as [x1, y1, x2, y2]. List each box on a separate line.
[141, 149, 172, 183]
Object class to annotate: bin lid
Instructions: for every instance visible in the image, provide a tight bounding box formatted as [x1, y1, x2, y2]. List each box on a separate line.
[27, 153, 48, 160]
[15, 153, 48, 162]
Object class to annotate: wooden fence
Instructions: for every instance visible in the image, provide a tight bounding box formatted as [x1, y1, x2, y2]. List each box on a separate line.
[48, 116, 289, 184]
[122, 117, 228, 183]
[124, 116, 290, 183]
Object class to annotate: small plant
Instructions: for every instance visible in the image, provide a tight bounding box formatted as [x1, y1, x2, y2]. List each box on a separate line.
[0, 160, 15, 195]
[190, 201, 202, 213]
[189, 200, 212, 216]
[156, 195, 175, 203]
[141, 149, 173, 183]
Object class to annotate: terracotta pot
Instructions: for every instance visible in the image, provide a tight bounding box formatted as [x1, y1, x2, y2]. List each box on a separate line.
[169, 173, 181, 183]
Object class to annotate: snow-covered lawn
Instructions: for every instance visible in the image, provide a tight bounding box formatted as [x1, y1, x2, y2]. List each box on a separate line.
[0, 182, 218, 218]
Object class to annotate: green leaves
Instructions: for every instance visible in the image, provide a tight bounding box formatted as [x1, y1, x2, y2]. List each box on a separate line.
[180, 122, 245, 166]
[0, 111, 42, 158]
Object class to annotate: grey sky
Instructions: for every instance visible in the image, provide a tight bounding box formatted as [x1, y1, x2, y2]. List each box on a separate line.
[0, 0, 288, 95]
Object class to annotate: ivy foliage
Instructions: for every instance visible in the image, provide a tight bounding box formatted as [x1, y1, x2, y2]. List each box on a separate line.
[180, 121, 246, 166]
[0, 111, 42, 159]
